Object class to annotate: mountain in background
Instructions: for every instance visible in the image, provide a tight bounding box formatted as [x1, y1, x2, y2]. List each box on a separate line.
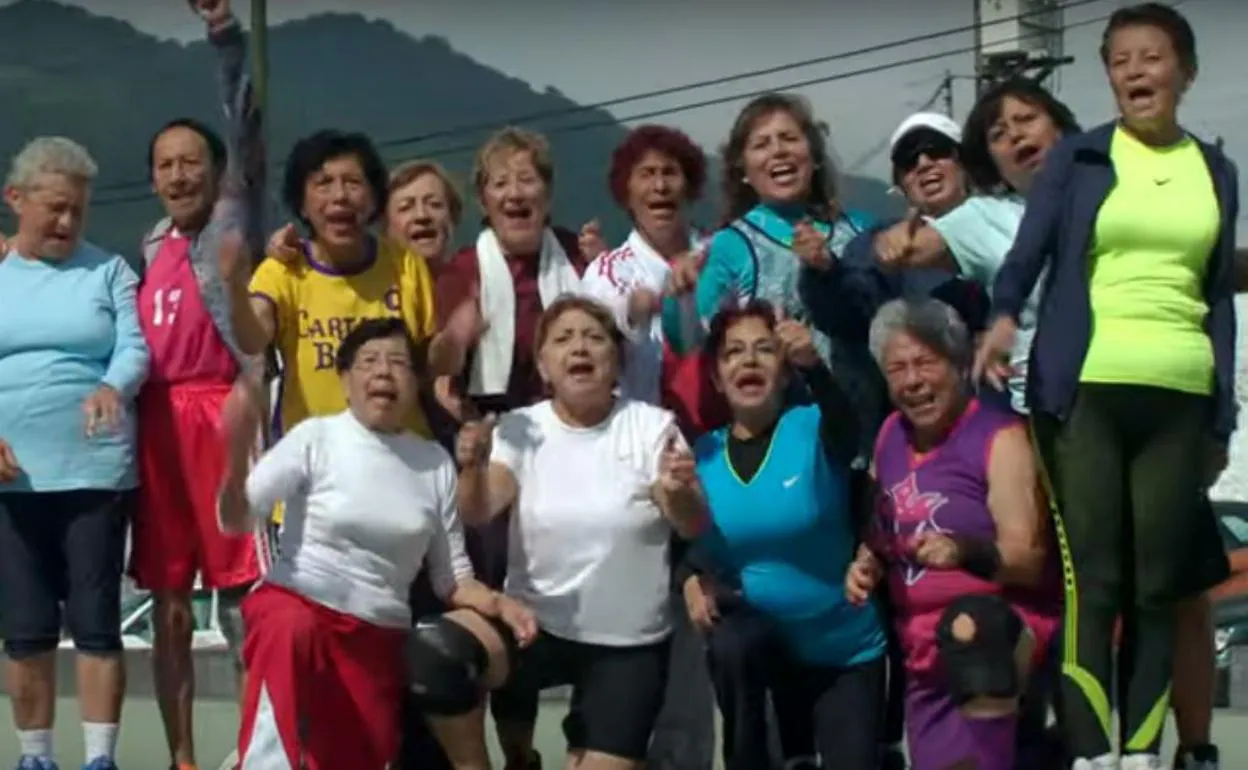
[0, 0, 900, 256]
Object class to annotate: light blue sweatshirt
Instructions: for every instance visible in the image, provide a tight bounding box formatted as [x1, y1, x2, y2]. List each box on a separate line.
[0, 241, 149, 492]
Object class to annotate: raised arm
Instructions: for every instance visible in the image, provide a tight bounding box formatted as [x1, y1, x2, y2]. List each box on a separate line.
[455, 414, 519, 526]
[990, 140, 1071, 321]
[661, 229, 750, 354]
[217, 381, 311, 533]
[652, 427, 710, 540]
[202, 0, 265, 260]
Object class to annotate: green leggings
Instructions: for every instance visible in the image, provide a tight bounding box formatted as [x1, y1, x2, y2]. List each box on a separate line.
[1032, 383, 1213, 759]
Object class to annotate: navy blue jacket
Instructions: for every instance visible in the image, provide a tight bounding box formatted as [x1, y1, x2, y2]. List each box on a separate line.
[842, 220, 989, 333]
[992, 122, 1239, 440]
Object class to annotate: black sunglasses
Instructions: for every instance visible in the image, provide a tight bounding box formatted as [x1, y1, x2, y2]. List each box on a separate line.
[891, 134, 959, 174]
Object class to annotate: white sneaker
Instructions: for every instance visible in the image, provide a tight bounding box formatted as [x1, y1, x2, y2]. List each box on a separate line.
[1120, 754, 1162, 770]
[1072, 754, 1120, 770]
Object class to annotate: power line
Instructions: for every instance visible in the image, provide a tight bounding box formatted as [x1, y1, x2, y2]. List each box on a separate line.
[84, 0, 1108, 199]
[370, 0, 1106, 152]
[90, 0, 1175, 210]
[408, 4, 1133, 164]
[843, 79, 948, 174]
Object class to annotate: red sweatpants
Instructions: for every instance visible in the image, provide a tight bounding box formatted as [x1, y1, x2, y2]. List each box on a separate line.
[237, 584, 407, 769]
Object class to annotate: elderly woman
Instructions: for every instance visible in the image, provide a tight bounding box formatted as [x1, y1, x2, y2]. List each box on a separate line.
[977, 6, 1236, 768]
[385, 160, 463, 268]
[217, 316, 535, 769]
[430, 127, 589, 770]
[686, 300, 885, 770]
[271, 157, 463, 269]
[846, 298, 1058, 770]
[577, 124, 717, 770]
[454, 295, 705, 770]
[0, 137, 150, 770]
[235, 130, 470, 441]
[580, 125, 707, 415]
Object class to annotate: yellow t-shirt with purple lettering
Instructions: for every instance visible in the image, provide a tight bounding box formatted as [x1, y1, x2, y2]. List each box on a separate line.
[249, 236, 436, 440]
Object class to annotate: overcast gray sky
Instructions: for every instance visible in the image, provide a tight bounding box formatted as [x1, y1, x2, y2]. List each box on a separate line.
[7, 0, 1246, 206]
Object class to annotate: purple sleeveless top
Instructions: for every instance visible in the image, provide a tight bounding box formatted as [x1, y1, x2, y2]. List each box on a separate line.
[871, 399, 1060, 680]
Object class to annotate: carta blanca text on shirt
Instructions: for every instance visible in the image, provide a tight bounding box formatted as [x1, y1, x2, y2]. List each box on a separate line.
[297, 308, 402, 370]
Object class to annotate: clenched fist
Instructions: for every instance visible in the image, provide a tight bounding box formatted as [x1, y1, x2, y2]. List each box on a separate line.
[455, 414, 497, 468]
[792, 219, 833, 270]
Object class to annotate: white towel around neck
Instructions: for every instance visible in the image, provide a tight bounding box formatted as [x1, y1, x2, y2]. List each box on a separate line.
[470, 227, 582, 395]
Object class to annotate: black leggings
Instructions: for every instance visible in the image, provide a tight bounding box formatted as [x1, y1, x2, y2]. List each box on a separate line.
[706, 605, 885, 770]
[1032, 384, 1214, 758]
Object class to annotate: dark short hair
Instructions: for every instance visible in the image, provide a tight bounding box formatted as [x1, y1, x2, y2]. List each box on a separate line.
[283, 130, 389, 229]
[703, 299, 778, 363]
[1100, 2, 1198, 75]
[147, 118, 227, 177]
[960, 78, 1081, 192]
[608, 125, 707, 208]
[335, 317, 421, 374]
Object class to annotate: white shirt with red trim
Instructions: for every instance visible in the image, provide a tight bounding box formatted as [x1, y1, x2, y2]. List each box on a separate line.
[581, 229, 703, 405]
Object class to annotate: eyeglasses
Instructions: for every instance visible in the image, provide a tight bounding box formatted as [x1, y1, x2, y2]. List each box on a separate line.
[352, 355, 414, 373]
[891, 138, 959, 174]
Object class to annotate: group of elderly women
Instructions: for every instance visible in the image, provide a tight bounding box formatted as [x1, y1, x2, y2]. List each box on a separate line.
[0, 2, 1237, 770]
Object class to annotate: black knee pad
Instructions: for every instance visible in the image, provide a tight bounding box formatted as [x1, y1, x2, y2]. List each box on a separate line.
[936, 594, 1024, 705]
[406, 614, 518, 716]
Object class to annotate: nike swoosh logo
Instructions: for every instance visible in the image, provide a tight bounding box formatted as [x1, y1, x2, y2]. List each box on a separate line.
[1154, 179, 1170, 185]
[783, 475, 800, 488]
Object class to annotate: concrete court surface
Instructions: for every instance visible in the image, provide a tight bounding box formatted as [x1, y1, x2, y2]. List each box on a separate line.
[3, 699, 1248, 770]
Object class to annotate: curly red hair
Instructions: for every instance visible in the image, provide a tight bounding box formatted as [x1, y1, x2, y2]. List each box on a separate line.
[607, 124, 707, 209]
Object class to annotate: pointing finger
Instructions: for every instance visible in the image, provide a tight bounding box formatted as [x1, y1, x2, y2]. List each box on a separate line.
[903, 207, 923, 238]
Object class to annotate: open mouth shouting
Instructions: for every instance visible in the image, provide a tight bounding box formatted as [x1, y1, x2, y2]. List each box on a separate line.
[500, 203, 536, 229]
[1125, 85, 1158, 112]
[365, 379, 400, 408]
[565, 359, 596, 382]
[767, 160, 802, 189]
[901, 390, 940, 421]
[322, 207, 360, 238]
[644, 198, 679, 223]
[406, 223, 441, 250]
[917, 170, 946, 198]
[732, 369, 769, 399]
[1013, 143, 1043, 171]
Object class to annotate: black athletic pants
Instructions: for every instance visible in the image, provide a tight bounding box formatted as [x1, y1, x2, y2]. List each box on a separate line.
[1032, 384, 1222, 758]
[706, 604, 885, 770]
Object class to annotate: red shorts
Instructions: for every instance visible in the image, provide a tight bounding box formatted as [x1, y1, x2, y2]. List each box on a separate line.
[238, 583, 406, 769]
[130, 382, 263, 592]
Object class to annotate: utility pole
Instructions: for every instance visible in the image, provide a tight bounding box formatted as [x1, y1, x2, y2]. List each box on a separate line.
[250, 0, 268, 121]
[974, 0, 1073, 96]
[972, 0, 984, 95]
[942, 70, 955, 116]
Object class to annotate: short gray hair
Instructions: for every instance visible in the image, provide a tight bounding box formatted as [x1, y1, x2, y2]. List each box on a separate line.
[6, 136, 98, 190]
[868, 297, 973, 375]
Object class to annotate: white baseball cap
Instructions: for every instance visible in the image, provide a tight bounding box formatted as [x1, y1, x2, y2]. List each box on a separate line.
[888, 112, 963, 159]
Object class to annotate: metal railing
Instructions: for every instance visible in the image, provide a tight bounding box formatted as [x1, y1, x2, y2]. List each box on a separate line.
[60, 577, 229, 651]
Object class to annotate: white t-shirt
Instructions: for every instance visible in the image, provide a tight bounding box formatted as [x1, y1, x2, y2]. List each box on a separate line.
[492, 398, 681, 646]
[928, 194, 1039, 413]
[242, 410, 473, 628]
[580, 229, 704, 405]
